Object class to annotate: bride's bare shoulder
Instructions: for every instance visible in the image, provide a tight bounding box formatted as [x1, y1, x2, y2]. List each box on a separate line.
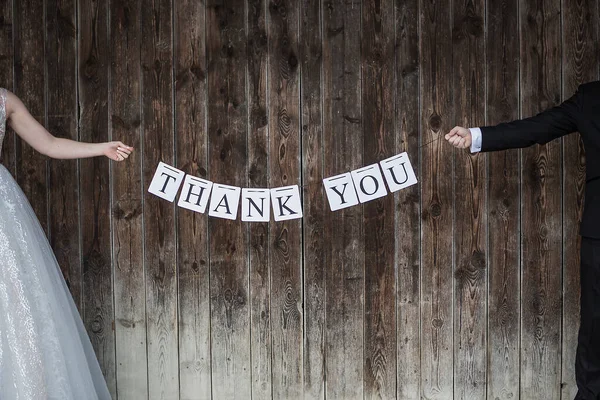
[2, 90, 26, 118]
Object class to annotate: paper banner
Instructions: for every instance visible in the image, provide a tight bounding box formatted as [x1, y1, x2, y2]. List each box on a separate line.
[350, 163, 388, 203]
[208, 184, 241, 220]
[380, 152, 417, 192]
[148, 162, 185, 202]
[177, 175, 213, 213]
[323, 172, 360, 211]
[270, 185, 303, 221]
[241, 189, 271, 222]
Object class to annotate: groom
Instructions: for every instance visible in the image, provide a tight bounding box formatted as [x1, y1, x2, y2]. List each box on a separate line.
[445, 80, 600, 400]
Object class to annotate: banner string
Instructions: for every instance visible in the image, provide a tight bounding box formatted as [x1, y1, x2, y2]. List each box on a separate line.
[297, 135, 452, 188]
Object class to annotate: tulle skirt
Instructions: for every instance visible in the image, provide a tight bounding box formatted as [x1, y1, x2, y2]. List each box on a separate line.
[0, 164, 111, 399]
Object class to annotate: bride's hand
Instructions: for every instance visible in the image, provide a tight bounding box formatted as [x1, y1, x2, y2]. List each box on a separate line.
[103, 141, 134, 162]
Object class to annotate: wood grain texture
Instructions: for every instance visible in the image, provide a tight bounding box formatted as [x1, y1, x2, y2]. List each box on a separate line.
[419, 0, 454, 396]
[141, 0, 179, 398]
[322, 0, 365, 398]
[451, 0, 487, 398]
[394, 0, 421, 398]
[174, 1, 212, 399]
[362, 0, 397, 398]
[110, 0, 148, 397]
[561, 0, 599, 397]
[0, 0, 15, 174]
[519, 0, 563, 397]
[300, 0, 325, 398]
[78, 0, 115, 395]
[46, 0, 82, 312]
[486, 0, 521, 398]
[206, 1, 251, 398]
[247, 0, 272, 398]
[13, 0, 48, 233]
[4, 1, 600, 397]
[267, 1, 304, 398]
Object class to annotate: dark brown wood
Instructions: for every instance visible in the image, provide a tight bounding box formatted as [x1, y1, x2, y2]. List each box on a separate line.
[174, 0, 212, 398]
[0, 0, 15, 174]
[486, 0, 521, 398]
[247, 0, 273, 398]
[78, 0, 115, 396]
[13, 0, 48, 233]
[362, 0, 397, 398]
[562, 0, 599, 397]
[46, 0, 82, 313]
[140, 0, 178, 397]
[267, 1, 303, 398]
[322, 0, 365, 398]
[300, 0, 325, 398]
[451, 0, 487, 398]
[419, 0, 454, 396]
[394, 0, 421, 397]
[519, 0, 563, 397]
[5, 0, 600, 397]
[110, 0, 148, 397]
[206, 1, 251, 397]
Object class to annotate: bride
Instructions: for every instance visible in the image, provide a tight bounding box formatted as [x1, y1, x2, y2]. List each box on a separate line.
[0, 87, 132, 399]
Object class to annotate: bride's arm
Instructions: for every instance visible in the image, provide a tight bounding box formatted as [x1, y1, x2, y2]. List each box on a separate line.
[5, 90, 133, 161]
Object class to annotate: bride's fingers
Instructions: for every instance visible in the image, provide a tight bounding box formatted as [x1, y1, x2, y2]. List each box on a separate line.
[116, 150, 129, 160]
[117, 146, 132, 154]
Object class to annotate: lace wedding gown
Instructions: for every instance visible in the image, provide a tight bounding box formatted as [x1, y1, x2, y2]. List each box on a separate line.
[0, 88, 111, 399]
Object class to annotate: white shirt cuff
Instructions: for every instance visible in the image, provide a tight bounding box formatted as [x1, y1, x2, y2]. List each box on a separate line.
[469, 127, 482, 153]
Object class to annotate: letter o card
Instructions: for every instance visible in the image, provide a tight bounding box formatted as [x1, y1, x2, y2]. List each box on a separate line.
[350, 164, 388, 203]
[148, 162, 185, 202]
[323, 173, 359, 211]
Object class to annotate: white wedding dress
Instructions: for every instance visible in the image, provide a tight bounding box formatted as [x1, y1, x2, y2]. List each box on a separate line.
[0, 88, 111, 399]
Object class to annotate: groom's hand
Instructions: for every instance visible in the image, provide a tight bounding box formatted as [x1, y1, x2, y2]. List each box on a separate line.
[444, 126, 472, 149]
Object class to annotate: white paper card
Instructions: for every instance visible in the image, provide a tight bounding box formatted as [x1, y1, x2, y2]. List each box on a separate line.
[270, 185, 303, 221]
[350, 163, 388, 203]
[241, 189, 271, 222]
[148, 162, 186, 202]
[208, 184, 241, 220]
[177, 175, 213, 213]
[380, 152, 418, 192]
[323, 172, 359, 211]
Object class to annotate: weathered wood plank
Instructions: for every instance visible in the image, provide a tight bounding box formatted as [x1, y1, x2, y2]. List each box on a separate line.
[322, 1, 364, 399]
[519, 0, 563, 397]
[451, 0, 487, 398]
[141, 0, 178, 398]
[174, 0, 212, 398]
[47, 0, 82, 313]
[394, 0, 421, 397]
[267, 1, 304, 398]
[110, 0, 148, 397]
[206, 1, 251, 398]
[362, 0, 397, 398]
[561, 0, 599, 397]
[0, 0, 15, 174]
[78, 0, 116, 396]
[486, 0, 521, 398]
[300, 0, 325, 398]
[419, 0, 454, 396]
[13, 0, 48, 233]
[247, 0, 272, 398]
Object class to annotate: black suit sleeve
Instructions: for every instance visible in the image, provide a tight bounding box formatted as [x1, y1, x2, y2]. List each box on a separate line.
[480, 85, 583, 152]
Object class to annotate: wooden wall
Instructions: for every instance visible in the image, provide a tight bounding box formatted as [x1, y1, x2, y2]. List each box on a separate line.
[0, 0, 599, 399]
